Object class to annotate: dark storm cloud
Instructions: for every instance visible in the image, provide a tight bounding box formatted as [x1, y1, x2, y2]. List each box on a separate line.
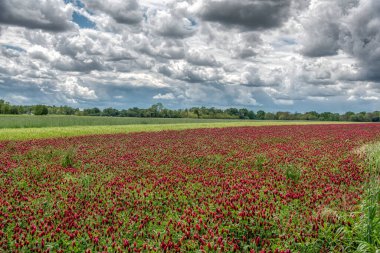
[155, 16, 197, 39]
[301, 1, 343, 57]
[1, 0, 380, 111]
[0, 78, 44, 103]
[301, 22, 340, 57]
[156, 22, 196, 39]
[89, 83, 173, 108]
[157, 65, 173, 77]
[83, 0, 143, 25]
[137, 40, 185, 60]
[341, 0, 380, 81]
[299, 1, 348, 58]
[0, 0, 75, 32]
[1, 45, 26, 58]
[232, 32, 262, 59]
[186, 50, 221, 67]
[0, 77, 96, 106]
[53, 57, 105, 73]
[233, 47, 257, 59]
[201, 0, 292, 30]
[159, 64, 223, 84]
[181, 67, 222, 83]
[301, 0, 380, 82]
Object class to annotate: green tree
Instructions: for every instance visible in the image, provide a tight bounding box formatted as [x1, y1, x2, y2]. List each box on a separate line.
[84, 107, 101, 116]
[102, 108, 120, 117]
[193, 108, 201, 118]
[256, 110, 266, 120]
[149, 103, 164, 117]
[276, 112, 291, 120]
[238, 108, 249, 119]
[33, 105, 48, 115]
[264, 112, 276, 120]
[247, 111, 256, 119]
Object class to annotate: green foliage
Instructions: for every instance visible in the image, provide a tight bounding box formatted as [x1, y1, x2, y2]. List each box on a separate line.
[83, 107, 101, 116]
[256, 110, 266, 120]
[61, 148, 75, 168]
[32, 105, 48, 115]
[30, 166, 47, 180]
[360, 183, 380, 249]
[283, 164, 301, 182]
[0, 99, 22, 114]
[320, 183, 380, 252]
[0, 115, 245, 129]
[1, 99, 380, 122]
[254, 154, 268, 171]
[316, 142, 380, 252]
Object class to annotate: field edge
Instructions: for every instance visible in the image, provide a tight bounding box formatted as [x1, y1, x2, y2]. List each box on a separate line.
[0, 121, 357, 141]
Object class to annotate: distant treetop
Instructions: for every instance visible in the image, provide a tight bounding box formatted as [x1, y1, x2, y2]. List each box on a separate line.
[0, 100, 379, 122]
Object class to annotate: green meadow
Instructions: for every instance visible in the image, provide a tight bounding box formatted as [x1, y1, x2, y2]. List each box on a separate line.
[0, 114, 354, 141]
[0, 115, 244, 129]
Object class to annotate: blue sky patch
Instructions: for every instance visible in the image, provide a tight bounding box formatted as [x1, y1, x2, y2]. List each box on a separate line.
[64, 0, 84, 8]
[72, 11, 96, 29]
[2, 44, 26, 52]
[281, 38, 297, 45]
[188, 18, 198, 27]
[64, 0, 95, 29]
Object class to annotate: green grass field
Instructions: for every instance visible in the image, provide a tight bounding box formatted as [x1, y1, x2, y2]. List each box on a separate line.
[0, 116, 354, 141]
[0, 115, 249, 128]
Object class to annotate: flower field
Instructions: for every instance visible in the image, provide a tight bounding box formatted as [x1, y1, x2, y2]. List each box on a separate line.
[1, 124, 380, 252]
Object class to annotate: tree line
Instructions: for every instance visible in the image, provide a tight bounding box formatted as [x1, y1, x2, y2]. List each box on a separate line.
[0, 99, 379, 122]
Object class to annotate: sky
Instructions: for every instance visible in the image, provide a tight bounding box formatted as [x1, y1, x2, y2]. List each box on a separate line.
[0, 0, 380, 112]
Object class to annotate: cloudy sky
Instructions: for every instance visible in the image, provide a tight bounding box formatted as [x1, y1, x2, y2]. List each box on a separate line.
[0, 0, 379, 112]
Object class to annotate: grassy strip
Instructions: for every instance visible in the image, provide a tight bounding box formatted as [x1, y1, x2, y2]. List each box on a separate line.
[0, 121, 351, 141]
[346, 143, 380, 252]
[311, 142, 380, 252]
[0, 115, 247, 129]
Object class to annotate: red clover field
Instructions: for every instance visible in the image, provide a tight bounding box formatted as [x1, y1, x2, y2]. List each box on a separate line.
[1, 124, 380, 252]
